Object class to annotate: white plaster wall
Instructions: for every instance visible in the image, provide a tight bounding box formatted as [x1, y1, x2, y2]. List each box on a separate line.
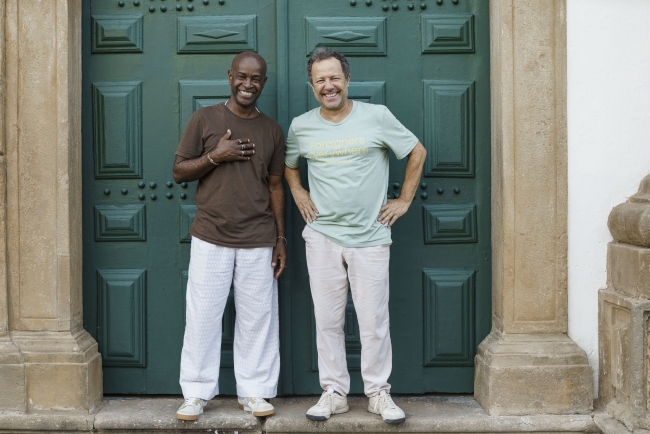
[567, 0, 650, 393]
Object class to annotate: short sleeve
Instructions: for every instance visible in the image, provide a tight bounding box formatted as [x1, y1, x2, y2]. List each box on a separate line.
[284, 124, 301, 169]
[176, 111, 205, 159]
[268, 125, 286, 176]
[381, 107, 419, 160]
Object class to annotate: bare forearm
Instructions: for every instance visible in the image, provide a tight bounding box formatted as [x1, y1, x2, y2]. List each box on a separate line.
[284, 166, 306, 196]
[377, 142, 426, 226]
[399, 142, 427, 203]
[173, 154, 216, 183]
[269, 185, 285, 237]
[285, 164, 319, 223]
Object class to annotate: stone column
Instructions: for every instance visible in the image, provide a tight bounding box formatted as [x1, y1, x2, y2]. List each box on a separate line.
[0, 0, 101, 412]
[599, 174, 650, 431]
[0, 0, 25, 412]
[474, 0, 593, 415]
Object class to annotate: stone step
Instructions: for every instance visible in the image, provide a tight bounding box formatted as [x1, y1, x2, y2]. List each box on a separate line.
[594, 413, 650, 434]
[0, 396, 601, 434]
[266, 396, 599, 434]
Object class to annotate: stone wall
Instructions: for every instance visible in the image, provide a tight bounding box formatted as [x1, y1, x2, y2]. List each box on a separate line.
[600, 174, 650, 431]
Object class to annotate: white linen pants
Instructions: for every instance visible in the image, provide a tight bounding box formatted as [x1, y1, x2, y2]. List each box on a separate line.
[179, 236, 279, 400]
[303, 226, 392, 397]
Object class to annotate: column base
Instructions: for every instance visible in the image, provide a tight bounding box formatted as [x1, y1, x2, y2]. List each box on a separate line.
[10, 328, 102, 413]
[474, 331, 593, 416]
[0, 334, 26, 411]
[599, 288, 650, 432]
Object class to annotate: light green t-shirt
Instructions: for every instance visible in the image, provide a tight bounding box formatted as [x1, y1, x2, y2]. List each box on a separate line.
[285, 101, 418, 247]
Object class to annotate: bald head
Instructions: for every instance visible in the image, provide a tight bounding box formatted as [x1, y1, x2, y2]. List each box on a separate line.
[231, 51, 267, 76]
[227, 51, 268, 113]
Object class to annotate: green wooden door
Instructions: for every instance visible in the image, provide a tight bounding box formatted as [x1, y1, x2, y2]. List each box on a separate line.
[82, 0, 280, 394]
[285, 0, 491, 394]
[82, 0, 489, 395]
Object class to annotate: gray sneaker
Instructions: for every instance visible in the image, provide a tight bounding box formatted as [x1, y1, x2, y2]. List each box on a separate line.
[368, 390, 405, 424]
[306, 388, 349, 421]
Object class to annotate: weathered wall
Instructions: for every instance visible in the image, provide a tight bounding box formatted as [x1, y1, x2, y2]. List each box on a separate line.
[567, 0, 650, 394]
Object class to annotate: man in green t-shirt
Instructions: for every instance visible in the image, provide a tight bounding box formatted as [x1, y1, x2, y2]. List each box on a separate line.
[284, 47, 427, 424]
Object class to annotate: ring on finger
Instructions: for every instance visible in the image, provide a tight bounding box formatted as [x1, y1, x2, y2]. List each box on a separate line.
[241, 150, 244, 157]
[238, 139, 242, 145]
[241, 143, 245, 150]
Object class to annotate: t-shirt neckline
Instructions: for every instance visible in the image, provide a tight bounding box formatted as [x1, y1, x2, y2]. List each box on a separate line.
[316, 101, 357, 126]
[218, 102, 262, 121]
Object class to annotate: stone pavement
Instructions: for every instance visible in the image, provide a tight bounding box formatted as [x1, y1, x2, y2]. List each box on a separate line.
[0, 395, 609, 434]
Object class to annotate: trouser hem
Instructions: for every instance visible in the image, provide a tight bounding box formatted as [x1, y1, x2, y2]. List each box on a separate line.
[236, 385, 277, 398]
[366, 386, 391, 397]
[181, 384, 218, 401]
[322, 385, 348, 397]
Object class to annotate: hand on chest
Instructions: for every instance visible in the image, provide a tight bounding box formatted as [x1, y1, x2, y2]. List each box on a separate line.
[207, 128, 273, 164]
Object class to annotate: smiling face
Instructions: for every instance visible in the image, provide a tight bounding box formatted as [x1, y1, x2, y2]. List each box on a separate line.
[228, 54, 267, 109]
[310, 57, 350, 112]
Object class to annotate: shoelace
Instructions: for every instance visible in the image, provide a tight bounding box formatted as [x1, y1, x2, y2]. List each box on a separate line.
[181, 397, 201, 409]
[248, 397, 269, 407]
[315, 391, 333, 409]
[374, 393, 398, 412]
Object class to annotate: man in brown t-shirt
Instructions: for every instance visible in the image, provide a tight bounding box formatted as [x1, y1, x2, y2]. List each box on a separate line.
[172, 52, 285, 421]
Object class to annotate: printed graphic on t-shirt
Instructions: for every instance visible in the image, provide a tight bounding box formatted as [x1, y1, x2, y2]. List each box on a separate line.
[307, 137, 369, 165]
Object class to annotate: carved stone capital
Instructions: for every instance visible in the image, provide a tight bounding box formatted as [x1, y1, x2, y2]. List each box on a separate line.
[608, 174, 650, 248]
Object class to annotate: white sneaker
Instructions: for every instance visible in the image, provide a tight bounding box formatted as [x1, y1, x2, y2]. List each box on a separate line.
[305, 388, 349, 421]
[238, 396, 275, 417]
[368, 390, 405, 424]
[176, 397, 207, 421]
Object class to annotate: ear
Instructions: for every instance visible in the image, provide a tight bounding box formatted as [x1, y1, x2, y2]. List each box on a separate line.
[309, 82, 319, 99]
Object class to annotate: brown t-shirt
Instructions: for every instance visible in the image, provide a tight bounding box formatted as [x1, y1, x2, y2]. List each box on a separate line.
[175, 103, 285, 248]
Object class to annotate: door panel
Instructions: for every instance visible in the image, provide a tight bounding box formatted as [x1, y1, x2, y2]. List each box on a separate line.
[82, 0, 490, 395]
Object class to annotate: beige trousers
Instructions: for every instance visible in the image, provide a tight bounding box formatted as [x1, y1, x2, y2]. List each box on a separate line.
[303, 226, 392, 397]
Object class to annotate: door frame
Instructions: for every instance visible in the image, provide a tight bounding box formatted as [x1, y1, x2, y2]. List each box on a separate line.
[1, 0, 579, 409]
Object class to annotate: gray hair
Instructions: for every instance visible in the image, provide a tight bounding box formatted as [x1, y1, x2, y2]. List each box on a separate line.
[307, 47, 350, 82]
